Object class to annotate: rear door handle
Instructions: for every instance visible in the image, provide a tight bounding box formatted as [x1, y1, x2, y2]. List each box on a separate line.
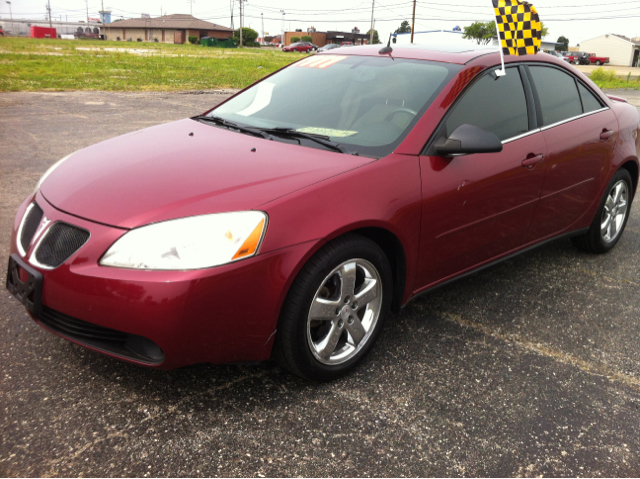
[522, 154, 544, 169]
[600, 129, 613, 141]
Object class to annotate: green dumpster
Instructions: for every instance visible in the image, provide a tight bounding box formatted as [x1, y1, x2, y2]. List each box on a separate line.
[218, 38, 239, 48]
[201, 37, 238, 48]
[200, 37, 218, 47]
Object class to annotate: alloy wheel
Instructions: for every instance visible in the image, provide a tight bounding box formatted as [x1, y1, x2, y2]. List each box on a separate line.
[306, 259, 382, 365]
[601, 180, 629, 243]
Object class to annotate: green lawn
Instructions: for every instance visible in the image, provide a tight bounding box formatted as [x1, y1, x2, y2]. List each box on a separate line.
[0, 37, 308, 91]
[1, 37, 637, 92]
[588, 67, 640, 90]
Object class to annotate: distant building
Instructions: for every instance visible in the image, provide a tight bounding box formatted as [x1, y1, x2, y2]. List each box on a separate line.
[283, 29, 370, 47]
[0, 18, 101, 37]
[104, 14, 233, 44]
[579, 34, 640, 67]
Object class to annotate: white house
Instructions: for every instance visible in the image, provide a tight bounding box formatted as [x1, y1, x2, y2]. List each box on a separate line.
[580, 34, 640, 67]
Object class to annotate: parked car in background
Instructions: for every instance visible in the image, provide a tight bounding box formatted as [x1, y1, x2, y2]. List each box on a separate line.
[7, 44, 639, 381]
[585, 53, 610, 66]
[283, 42, 317, 53]
[545, 51, 564, 59]
[0, 26, 5, 36]
[318, 43, 341, 52]
[340, 41, 354, 46]
[565, 52, 589, 64]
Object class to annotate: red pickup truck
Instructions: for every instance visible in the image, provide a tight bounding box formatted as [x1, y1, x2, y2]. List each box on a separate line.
[564, 52, 610, 66]
[584, 53, 610, 65]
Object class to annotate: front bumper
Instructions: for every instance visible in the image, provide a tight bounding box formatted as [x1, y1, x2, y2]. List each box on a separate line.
[7, 191, 317, 369]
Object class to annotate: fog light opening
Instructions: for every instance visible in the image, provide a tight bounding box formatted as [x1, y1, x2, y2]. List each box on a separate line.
[125, 335, 165, 363]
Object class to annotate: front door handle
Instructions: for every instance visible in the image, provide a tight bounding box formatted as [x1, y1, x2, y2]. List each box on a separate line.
[600, 129, 613, 141]
[522, 153, 544, 169]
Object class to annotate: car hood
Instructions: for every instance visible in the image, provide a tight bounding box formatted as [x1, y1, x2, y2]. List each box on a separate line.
[41, 119, 374, 229]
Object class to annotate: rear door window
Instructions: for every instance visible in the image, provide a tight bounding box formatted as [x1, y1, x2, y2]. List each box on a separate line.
[444, 67, 529, 141]
[528, 66, 583, 126]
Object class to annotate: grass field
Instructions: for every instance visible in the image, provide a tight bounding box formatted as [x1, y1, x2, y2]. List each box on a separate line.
[1, 37, 639, 92]
[587, 67, 640, 90]
[0, 37, 307, 91]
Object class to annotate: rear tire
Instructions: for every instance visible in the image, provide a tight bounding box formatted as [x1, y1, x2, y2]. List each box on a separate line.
[273, 234, 392, 381]
[596, 60, 602, 65]
[571, 169, 633, 254]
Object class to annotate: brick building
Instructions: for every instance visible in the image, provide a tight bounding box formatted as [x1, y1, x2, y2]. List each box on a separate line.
[104, 14, 233, 44]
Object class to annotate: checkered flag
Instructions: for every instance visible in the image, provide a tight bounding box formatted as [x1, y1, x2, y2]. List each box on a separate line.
[493, 0, 542, 56]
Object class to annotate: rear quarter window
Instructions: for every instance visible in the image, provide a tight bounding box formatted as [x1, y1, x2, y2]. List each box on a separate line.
[528, 66, 583, 126]
[578, 82, 604, 113]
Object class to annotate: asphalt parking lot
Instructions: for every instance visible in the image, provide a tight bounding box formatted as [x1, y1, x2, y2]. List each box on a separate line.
[1, 89, 640, 477]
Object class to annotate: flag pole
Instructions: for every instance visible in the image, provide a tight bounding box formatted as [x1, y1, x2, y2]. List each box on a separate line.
[494, 18, 506, 76]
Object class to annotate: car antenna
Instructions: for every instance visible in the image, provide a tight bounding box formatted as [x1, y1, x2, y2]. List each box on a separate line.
[379, 34, 393, 55]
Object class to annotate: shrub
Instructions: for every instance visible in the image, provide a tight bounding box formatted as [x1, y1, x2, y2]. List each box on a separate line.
[233, 27, 259, 44]
[590, 68, 617, 82]
[188, 35, 199, 44]
[301, 35, 313, 42]
[291, 36, 301, 43]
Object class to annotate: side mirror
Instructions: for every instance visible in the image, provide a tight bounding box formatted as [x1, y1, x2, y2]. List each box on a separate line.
[434, 124, 503, 156]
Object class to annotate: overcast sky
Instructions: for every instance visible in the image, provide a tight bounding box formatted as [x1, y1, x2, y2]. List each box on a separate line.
[2, 0, 640, 47]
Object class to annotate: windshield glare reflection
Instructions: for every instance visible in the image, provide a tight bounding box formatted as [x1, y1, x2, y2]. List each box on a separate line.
[211, 55, 461, 157]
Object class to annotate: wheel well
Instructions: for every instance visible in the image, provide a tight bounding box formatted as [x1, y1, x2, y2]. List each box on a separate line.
[621, 160, 639, 198]
[351, 227, 407, 312]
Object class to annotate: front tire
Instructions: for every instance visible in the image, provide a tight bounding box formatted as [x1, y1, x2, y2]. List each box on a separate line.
[306, 48, 311, 53]
[571, 168, 633, 254]
[273, 235, 393, 381]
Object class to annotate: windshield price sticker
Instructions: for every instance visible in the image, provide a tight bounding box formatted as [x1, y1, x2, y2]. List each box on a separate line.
[295, 55, 347, 69]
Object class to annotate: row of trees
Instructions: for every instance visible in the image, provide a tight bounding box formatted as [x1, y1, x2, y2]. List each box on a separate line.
[462, 21, 549, 45]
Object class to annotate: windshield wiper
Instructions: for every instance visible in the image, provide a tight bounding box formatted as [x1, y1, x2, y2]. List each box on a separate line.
[193, 117, 358, 155]
[255, 127, 358, 155]
[192, 115, 271, 139]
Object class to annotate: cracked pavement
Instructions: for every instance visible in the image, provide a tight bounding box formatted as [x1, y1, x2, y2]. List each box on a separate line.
[1, 90, 640, 477]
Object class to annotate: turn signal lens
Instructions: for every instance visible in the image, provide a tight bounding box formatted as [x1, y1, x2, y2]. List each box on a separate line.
[233, 218, 266, 260]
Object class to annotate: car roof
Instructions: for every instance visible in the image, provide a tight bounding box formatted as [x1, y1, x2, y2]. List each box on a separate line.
[317, 43, 498, 64]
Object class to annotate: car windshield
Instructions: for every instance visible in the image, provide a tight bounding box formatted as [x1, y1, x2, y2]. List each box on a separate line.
[209, 55, 460, 157]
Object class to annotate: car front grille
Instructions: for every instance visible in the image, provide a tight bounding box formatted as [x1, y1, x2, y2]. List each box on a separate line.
[34, 222, 90, 268]
[20, 203, 44, 253]
[38, 306, 164, 364]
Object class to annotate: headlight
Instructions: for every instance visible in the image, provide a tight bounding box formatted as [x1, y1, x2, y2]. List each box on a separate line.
[100, 212, 267, 270]
[35, 154, 72, 192]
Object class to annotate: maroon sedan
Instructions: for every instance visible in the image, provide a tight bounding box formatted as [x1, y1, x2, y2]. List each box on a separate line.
[282, 41, 316, 53]
[7, 46, 639, 381]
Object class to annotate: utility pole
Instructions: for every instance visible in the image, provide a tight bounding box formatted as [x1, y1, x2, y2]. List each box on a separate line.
[46, 0, 52, 28]
[100, 0, 106, 40]
[239, 0, 243, 47]
[369, 0, 374, 45]
[280, 10, 285, 45]
[85, 0, 89, 25]
[6, 1, 12, 35]
[261, 12, 264, 44]
[410, 0, 416, 43]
